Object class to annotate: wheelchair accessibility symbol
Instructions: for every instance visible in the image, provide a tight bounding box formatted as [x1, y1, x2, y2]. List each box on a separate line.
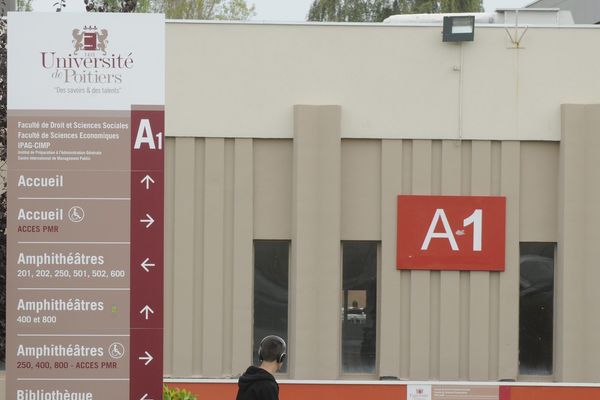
[68, 206, 85, 223]
[109, 342, 125, 359]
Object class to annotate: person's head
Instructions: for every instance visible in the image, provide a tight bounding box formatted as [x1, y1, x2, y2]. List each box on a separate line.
[258, 335, 287, 370]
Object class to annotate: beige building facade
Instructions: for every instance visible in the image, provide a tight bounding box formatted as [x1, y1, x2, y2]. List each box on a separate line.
[160, 21, 600, 383]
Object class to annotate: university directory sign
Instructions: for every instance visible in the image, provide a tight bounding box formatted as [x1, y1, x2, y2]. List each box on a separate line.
[7, 13, 165, 400]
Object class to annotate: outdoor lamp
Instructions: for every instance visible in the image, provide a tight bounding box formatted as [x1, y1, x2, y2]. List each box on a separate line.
[443, 15, 475, 42]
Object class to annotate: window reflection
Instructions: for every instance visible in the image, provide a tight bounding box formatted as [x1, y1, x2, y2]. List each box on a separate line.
[519, 242, 555, 375]
[342, 242, 377, 373]
[253, 241, 289, 372]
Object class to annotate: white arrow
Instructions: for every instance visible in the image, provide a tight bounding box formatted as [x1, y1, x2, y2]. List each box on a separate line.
[140, 305, 154, 320]
[139, 351, 153, 366]
[140, 175, 155, 190]
[140, 258, 155, 272]
[140, 214, 155, 228]
[140, 394, 152, 400]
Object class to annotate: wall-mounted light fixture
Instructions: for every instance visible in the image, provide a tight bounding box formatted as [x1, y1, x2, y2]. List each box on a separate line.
[443, 15, 475, 42]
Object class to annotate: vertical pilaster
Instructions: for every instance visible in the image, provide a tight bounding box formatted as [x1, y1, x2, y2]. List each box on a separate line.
[557, 105, 586, 381]
[469, 141, 491, 380]
[581, 105, 600, 381]
[498, 141, 519, 380]
[379, 140, 403, 378]
[291, 105, 342, 379]
[231, 139, 254, 374]
[172, 137, 196, 376]
[409, 140, 432, 379]
[439, 140, 461, 380]
[202, 138, 225, 375]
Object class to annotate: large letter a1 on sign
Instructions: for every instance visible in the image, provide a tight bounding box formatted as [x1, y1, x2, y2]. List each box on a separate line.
[396, 195, 506, 271]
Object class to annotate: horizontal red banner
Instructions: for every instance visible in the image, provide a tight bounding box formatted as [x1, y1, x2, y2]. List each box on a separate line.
[170, 381, 600, 400]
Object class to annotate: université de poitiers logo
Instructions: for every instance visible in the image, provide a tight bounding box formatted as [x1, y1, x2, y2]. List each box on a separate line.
[72, 25, 108, 55]
[40, 25, 134, 84]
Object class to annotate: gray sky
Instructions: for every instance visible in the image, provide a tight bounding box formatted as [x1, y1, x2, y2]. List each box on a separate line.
[248, 0, 533, 21]
[32, 0, 533, 19]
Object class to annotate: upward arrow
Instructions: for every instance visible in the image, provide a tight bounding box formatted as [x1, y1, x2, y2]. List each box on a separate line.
[140, 305, 154, 320]
[140, 175, 155, 190]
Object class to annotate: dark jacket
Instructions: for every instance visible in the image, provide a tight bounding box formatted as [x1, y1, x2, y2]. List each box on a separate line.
[236, 366, 279, 400]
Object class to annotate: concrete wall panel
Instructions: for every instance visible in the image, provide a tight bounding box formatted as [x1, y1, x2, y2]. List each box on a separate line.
[161, 135, 564, 380]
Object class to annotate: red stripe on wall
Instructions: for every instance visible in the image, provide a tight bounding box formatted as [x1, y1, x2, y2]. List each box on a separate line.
[171, 382, 405, 400]
[168, 382, 600, 400]
[499, 385, 511, 400]
[510, 386, 600, 400]
[280, 384, 405, 400]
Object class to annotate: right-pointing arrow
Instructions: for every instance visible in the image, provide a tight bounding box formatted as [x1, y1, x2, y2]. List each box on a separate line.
[140, 258, 155, 272]
[140, 214, 155, 228]
[139, 351, 153, 366]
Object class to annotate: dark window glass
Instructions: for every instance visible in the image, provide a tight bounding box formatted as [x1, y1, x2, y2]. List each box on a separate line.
[253, 241, 289, 371]
[519, 242, 555, 375]
[342, 241, 377, 373]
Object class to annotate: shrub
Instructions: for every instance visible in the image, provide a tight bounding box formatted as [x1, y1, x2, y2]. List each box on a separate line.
[163, 385, 198, 400]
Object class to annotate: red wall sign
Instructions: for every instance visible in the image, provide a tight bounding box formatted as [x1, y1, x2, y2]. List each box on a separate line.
[397, 195, 505, 271]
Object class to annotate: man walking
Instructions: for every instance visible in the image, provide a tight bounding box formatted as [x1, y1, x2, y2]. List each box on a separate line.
[236, 335, 287, 400]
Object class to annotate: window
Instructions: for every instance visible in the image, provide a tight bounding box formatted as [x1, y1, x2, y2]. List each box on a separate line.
[341, 241, 378, 373]
[253, 241, 289, 371]
[519, 242, 555, 375]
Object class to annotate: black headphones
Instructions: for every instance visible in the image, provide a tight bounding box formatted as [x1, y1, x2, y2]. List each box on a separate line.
[258, 335, 287, 364]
